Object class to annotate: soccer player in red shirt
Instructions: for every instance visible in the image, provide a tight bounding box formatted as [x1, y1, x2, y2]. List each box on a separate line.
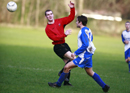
[45, 1, 75, 86]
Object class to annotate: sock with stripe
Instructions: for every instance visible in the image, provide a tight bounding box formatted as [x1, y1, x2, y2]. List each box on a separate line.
[92, 73, 106, 88]
[56, 72, 69, 86]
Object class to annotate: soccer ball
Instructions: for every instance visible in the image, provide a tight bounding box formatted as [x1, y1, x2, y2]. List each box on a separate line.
[7, 1, 17, 12]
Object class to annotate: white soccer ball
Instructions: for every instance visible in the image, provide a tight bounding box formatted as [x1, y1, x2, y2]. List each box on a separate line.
[7, 1, 17, 12]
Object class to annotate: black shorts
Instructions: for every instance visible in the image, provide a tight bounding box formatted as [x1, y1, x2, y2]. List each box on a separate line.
[53, 43, 71, 59]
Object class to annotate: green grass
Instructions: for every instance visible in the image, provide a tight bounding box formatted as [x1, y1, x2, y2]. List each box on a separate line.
[0, 26, 130, 93]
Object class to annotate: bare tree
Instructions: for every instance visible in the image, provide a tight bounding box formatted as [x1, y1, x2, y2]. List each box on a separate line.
[21, 0, 25, 25]
[27, 0, 34, 26]
[35, 0, 40, 27]
[78, 0, 84, 15]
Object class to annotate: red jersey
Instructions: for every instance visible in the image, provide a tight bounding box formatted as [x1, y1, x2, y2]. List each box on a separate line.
[45, 8, 75, 45]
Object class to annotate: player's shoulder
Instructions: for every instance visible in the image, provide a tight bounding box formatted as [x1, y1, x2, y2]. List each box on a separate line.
[122, 30, 126, 32]
[84, 26, 90, 30]
[122, 30, 127, 34]
[45, 24, 52, 31]
[55, 18, 64, 24]
[83, 27, 92, 33]
[45, 25, 48, 30]
[56, 17, 65, 21]
[45, 24, 49, 30]
[82, 27, 89, 31]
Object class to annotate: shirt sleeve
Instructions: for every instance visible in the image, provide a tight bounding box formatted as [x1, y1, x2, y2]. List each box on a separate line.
[74, 31, 89, 55]
[121, 33, 125, 43]
[61, 8, 75, 25]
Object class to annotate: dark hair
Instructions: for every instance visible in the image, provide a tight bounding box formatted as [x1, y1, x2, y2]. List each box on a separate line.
[125, 21, 130, 24]
[45, 9, 52, 16]
[77, 15, 88, 26]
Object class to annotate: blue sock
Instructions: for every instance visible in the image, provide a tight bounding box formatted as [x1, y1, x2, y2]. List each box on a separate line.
[128, 61, 130, 72]
[92, 73, 106, 88]
[56, 72, 68, 86]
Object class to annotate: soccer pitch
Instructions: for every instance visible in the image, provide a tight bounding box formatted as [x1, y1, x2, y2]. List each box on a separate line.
[0, 26, 130, 93]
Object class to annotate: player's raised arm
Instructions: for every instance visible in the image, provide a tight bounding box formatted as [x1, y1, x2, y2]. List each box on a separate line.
[62, 1, 75, 25]
[68, 1, 74, 8]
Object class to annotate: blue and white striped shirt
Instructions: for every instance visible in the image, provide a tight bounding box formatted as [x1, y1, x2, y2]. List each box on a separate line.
[121, 30, 130, 51]
[74, 27, 96, 58]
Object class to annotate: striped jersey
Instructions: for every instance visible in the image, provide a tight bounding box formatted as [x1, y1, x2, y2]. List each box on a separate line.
[74, 27, 96, 58]
[121, 30, 130, 51]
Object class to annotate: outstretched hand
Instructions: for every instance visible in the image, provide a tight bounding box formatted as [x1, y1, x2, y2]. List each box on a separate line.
[65, 29, 72, 36]
[68, 1, 74, 8]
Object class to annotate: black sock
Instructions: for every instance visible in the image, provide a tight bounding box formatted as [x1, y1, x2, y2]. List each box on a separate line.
[59, 68, 64, 74]
[66, 70, 71, 81]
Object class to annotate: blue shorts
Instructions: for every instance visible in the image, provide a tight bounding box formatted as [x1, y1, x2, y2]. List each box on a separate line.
[73, 56, 92, 68]
[125, 48, 130, 59]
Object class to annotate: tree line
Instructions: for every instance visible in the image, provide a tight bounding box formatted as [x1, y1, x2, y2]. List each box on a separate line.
[0, 0, 130, 27]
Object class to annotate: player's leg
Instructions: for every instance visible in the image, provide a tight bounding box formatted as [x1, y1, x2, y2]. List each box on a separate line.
[84, 56, 110, 92]
[59, 51, 74, 75]
[48, 61, 76, 87]
[58, 58, 70, 76]
[63, 51, 76, 61]
[125, 50, 128, 63]
[62, 51, 76, 86]
[57, 61, 76, 86]
[59, 51, 75, 74]
[127, 49, 130, 72]
[125, 49, 130, 72]
[53, 44, 65, 75]
[125, 55, 130, 72]
[58, 58, 72, 86]
[60, 43, 76, 86]
[53, 43, 74, 86]
[127, 57, 130, 72]
[85, 68, 105, 86]
[84, 68, 110, 92]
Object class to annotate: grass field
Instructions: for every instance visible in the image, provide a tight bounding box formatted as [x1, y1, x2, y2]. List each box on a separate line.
[0, 25, 130, 93]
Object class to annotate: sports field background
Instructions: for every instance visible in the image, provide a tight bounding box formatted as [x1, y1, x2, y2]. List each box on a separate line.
[0, 26, 130, 93]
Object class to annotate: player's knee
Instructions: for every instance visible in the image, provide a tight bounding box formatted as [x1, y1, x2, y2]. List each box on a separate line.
[64, 65, 70, 72]
[69, 57, 74, 61]
[64, 51, 74, 60]
[64, 65, 69, 70]
[86, 72, 92, 76]
[85, 69, 94, 76]
[65, 56, 74, 61]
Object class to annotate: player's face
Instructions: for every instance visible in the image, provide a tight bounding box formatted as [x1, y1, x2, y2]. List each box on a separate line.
[76, 18, 80, 28]
[45, 11, 54, 22]
[125, 23, 130, 30]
